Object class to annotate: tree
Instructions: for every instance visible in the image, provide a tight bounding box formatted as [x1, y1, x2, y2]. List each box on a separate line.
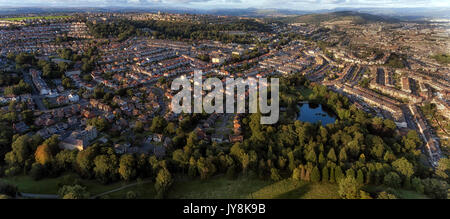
[306, 150, 317, 163]
[292, 167, 301, 180]
[30, 162, 46, 180]
[338, 176, 362, 199]
[155, 168, 173, 199]
[411, 177, 424, 194]
[126, 191, 137, 199]
[422, 178, 448, 199]
[329, 167, 335, 183]
[119, 154, 137, 181]
[0, 181, 18, 197]
[4, 135, 34, 167]
[334, 166, 344, 183]
[270, 168, 282, 181]
[150, 116, 167, 134]
[55, 150, 77, 171]
[327, 148, 337, 162]
[62, 77, 73, 89]
[6, 53, 16, 61]
[21, 110, 34, 125]
[87, 117, 109, 132]
[322, 166, 329, 183]
[435, 158, 450, 180]
[339, 148, 347, 162]
[311, 166, 321, 183]
[133, 121, 144, 133]
[93, 86, 105, 99]
[35, 144, 53, 165]
[346, 169, 355, 179]
[197, 157, 216, 180]
[356, 169, 365, 185]
[392, 157, 414, 178]
[318, 152, 326, 166]
[76, 146, 98, 178]
[165, 122, 177, 135]
[377, 191, 398, 199]
[360, 191, 372, 199]
[58, 185, 90, 199]
[384, 172, 401, 189]
[93, 154, 118, 184]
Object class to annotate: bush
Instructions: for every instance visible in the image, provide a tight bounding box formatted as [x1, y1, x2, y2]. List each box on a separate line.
[0, 181, 18, 197]
[270, 168, 282, 181]
[384, 172, 401, 189]
[4, 166, 21, 177]
[29, 163, 46, 180]
[58, 184, 90, 199]
[57, 174, 83, 188]
[126, 191, 137, 199]
[411, 177, 424, 194]
[422, 178, 448, 199]
[0, 194, 11, 199]
[338, 176, 362, 199]
[377, 191, 398, 199]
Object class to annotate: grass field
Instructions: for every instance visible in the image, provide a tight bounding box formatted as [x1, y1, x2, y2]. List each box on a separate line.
[0, 16, 71, 21]
[1, 173, 130, 196]
[168, 175, 272, 199]
[299, 87, 313, 100]
[249, 179, 340, 199]
[363, 185, 429, 199]
[100, 182, 156, 199]
[2, 173, 428, 199]
[167, 175, 340, 199]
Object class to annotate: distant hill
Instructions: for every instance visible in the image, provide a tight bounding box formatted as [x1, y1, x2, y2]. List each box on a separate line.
[202, 8, 311, 17]
[277, 11, 400, 24]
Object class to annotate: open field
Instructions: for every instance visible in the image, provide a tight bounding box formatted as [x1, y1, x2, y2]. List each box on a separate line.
[167, 175, 340, 199]
[0, 16, 71, 21]
[2, 173, 428, 199]
[249, 179, 340, 199]
[299, 87, 313, 100]
[99, 182, 156, 199]
[1, 173, 130, 196]
[364, 185, 429, 199]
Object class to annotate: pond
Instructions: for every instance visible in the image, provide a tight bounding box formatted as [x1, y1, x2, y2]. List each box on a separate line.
[297, 102, 337, 126]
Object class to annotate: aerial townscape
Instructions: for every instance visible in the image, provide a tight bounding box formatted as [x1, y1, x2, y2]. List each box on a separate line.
[0, 2, 449, 201]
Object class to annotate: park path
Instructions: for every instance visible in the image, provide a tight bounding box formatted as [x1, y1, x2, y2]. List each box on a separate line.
[18, 180, 153, 199]
[20, 193, 59, 199]
[90, 180, 153, 199]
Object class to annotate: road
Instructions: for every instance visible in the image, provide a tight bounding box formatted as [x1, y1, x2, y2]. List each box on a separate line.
[21, 70, 48, 111]
[150, 86, 167, 116]
[401, 105, 418, 130]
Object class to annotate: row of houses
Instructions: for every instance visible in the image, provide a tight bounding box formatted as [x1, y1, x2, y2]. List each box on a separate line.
[339, 84, 404, 122]
[409, 104, 441, 166]
[369, 81, 424, 104]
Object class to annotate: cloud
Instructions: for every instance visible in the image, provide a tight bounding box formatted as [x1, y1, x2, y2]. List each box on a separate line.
[0, 0, 449, 9]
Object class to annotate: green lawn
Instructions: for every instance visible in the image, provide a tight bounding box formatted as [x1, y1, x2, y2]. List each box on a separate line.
[168, 175, 271, 199]
[1, 173, 130, 196]
[167, 175, 339, 199]
[2, 173, 427, 199]
[2, 175, 65, 194]
[249, 179, 340, 199]
[100, 182, 156, 199]
[363, 185, 429, 199]
[299, 87, 313, 100]
[0, 16, 71, 21]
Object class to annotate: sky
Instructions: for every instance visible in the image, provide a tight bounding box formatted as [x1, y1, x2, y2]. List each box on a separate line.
[0, 0, 449, 10]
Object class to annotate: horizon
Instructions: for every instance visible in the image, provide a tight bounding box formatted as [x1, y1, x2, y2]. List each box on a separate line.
[1, 0, 450, 11]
